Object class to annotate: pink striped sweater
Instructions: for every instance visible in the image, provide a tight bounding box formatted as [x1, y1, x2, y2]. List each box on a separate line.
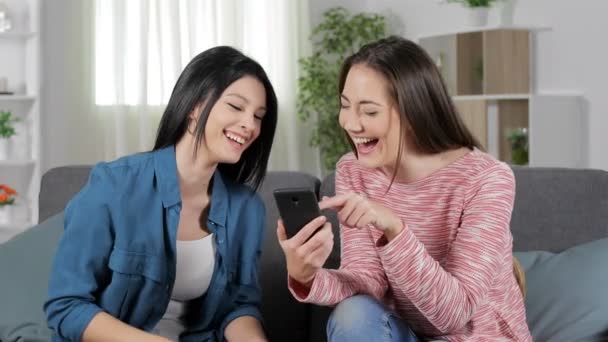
[289, 149, 532, 341]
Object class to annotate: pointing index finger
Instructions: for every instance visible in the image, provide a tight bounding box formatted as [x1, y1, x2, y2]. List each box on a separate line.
[319, 194, 350, 210]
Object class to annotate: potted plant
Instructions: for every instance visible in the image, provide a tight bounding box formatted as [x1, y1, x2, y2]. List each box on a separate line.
[297, 7, 387, 171]
[507, 127, 528, 165]
[0, 184, 17, 224]
[446, 0, 500, 26]
[0, 110, 18, 160]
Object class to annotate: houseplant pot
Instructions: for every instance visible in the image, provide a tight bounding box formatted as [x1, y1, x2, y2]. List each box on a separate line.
[468, 7, 489, 26]
[0, 205, 12, 225]
[0, 138, 8, 160]
[446, 0, 498, 27]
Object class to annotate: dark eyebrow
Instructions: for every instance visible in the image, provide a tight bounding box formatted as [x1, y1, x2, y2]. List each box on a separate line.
[226, 93, 250, 103]
[340, 94, 381, 106]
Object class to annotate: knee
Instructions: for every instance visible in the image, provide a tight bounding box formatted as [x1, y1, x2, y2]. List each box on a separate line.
[326, 295, 383, 334]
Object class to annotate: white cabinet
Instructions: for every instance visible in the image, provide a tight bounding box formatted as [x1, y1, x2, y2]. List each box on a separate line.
[418, 26, 585, 168]
[0, 0, 40, 243]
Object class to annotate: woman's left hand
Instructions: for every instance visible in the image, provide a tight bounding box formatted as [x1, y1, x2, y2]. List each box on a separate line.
[319, 192, 404, 239]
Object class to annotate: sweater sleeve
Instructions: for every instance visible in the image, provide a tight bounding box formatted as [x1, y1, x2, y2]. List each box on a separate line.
[289, 156, 389, 305]
[377, 163, 515, 334]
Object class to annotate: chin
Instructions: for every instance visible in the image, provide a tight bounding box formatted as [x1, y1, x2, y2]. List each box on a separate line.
[355, 154, 383, 169]
[219, 155, 242, 164]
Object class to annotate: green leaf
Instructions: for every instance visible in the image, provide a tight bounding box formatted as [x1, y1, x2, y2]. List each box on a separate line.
[0, 111, 18, 139]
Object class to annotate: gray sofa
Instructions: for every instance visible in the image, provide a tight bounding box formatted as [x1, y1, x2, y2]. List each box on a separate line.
[1, 166, 608, 341]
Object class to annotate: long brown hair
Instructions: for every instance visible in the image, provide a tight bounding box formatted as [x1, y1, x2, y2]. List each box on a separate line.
[338, 36, 481, 185]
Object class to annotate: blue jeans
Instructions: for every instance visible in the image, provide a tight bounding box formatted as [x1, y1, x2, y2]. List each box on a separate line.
[326, 295, 420, 342]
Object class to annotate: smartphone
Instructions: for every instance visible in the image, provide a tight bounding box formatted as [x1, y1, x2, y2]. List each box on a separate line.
[273, 187, 323, 239]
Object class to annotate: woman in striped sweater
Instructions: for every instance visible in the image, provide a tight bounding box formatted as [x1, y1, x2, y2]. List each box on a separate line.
[277, 36, 532, 341]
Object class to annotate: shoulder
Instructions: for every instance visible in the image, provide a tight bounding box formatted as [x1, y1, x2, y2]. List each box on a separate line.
[102, 151, 155, 179]
[336, 152, 358, 174]
[462, 149, 515, 197]
[100, 151, 156, 184]
[76, 152, 156, 201]
[335, 152, 380, 191]
[335, 152, 370, 181]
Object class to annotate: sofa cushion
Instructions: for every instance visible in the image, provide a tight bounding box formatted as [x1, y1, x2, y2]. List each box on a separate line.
[515, 238, 608, 342]
[0, 213, 64, 341]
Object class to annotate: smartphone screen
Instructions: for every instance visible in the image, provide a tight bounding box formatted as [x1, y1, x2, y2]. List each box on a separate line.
[273, 187, 322, 239]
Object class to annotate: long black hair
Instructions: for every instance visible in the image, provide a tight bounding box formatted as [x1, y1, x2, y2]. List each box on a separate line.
[154, 46, 278, 190]
[339, 36, 481, 183]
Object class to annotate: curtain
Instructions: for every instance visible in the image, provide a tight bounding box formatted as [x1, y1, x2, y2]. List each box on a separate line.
[93, 0, 321, 175]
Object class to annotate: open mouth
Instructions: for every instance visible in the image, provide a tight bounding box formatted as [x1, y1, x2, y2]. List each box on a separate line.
[352, 137, 379, 154]
[224, 130, 247, 148]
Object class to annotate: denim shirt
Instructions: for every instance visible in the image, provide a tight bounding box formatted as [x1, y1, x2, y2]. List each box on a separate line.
[44, 146, 266, 341]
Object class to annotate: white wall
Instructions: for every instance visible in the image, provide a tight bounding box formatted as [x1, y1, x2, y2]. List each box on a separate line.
[310, 0, 608, 170]
[41, 0, 102, 173]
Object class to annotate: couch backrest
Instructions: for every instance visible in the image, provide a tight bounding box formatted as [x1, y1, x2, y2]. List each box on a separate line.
[319, 167, 608, 253]
[510, 166, 608, 252]
[39, 166, 92, 222]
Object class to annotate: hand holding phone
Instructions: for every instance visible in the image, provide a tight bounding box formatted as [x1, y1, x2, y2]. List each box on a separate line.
[273, 187, 323, 239]
[274, 187, 334, 287]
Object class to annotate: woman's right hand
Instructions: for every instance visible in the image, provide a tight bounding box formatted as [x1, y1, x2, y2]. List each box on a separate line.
[276, 216, 334, 287]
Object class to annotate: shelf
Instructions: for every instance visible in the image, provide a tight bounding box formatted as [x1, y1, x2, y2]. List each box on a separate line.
[0, 31, 37, 40]
[0, 159, 36, 167]
[0, 95, 36, 102]
[420, 28, 530, 96]
[417, 26, 551, 40]
[454, 94, 531, 101]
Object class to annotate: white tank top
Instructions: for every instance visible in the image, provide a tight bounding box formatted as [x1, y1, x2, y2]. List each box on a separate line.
[153, 234, 216, 341]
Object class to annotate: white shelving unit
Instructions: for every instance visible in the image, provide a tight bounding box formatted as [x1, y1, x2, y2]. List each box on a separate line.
[0, 0, 40, 243]
[417, 26, 584, 168]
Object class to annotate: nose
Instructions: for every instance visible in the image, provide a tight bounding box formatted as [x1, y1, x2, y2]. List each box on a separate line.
[341, 110, 363, 133]
[240, 112, 258, 131]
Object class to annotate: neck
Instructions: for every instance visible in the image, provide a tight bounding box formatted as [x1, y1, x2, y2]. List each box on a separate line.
[175, 135, 217, 199]
[382, 146, 471, 184]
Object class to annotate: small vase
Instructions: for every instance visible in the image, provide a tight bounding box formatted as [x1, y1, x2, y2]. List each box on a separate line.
[467, 7, 489, 27]
[499, 0, 517, 26]
[11, 201, 29, 223]
[10, 121, 30, 160]
[0, 138, 9, 160]
[0, 205, 12, 225]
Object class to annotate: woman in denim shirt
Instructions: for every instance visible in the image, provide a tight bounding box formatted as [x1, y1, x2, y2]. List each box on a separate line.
[44, 46, 277, 342]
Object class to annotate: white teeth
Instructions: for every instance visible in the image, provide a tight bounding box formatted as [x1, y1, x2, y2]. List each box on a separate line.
[225, 132, 246, 145]
[352, 137, 376, 144]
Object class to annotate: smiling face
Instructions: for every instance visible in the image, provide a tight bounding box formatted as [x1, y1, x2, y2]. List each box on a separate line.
[192, 75, 267, 164]
[339, 63, 405, 169]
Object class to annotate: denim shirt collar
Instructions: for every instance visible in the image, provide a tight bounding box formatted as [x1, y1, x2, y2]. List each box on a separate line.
[153, 145, 229, 228]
